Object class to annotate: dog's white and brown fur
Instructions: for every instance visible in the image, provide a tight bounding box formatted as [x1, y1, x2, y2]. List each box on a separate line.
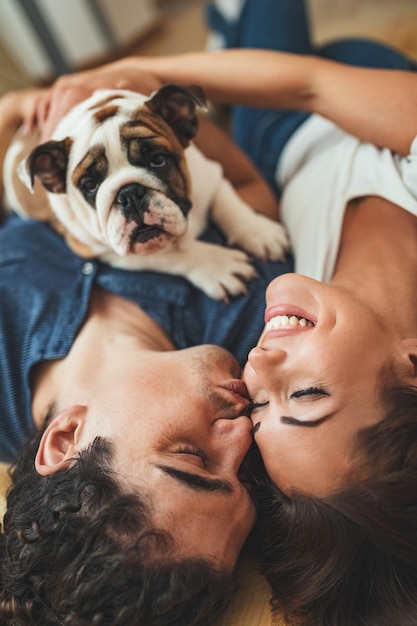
[3, 85, 289, 299]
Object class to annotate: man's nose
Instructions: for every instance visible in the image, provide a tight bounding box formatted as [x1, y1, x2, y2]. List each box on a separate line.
[213, 416, 253, 471]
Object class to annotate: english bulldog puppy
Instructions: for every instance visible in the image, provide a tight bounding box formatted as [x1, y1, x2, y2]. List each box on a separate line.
[3, 85, 289, 299]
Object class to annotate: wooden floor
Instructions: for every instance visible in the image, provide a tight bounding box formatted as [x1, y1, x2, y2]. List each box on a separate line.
[137, 0, 417, 62]
[1, 2, 416, 625]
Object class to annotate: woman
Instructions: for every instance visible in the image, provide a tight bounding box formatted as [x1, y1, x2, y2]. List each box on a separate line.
[201, 5, 417, 624]
[31, 1, 417, 624]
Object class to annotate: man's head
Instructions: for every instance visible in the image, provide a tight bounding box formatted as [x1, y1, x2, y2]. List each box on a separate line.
[34, 344, 256, 570]
[0, 434, 237, 626]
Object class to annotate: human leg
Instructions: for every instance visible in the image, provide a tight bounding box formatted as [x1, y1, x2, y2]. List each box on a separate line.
[205, 0, 314, 193]
[318, 37, 417, 71]
[316, 37, 417, 71]
[205, 5, 417, 192]
[205, 0, 312, 53]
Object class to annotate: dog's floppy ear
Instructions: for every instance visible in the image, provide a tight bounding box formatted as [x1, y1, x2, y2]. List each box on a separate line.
[145, 84, 207, 147]
[19, 137, 73, 193]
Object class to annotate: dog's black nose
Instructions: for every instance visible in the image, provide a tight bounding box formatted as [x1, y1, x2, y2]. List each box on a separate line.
[116, 183, 147, 219]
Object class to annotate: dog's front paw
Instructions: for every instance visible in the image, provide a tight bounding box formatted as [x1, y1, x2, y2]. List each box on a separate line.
[188, 243, 257, 300]
[228, 213, 290, 262]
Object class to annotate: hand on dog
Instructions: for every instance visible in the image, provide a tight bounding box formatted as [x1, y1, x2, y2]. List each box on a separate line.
[28, 57, 163, 140]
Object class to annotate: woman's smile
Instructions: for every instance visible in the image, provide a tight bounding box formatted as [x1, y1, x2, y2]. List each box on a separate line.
[265, 314, 315, 331]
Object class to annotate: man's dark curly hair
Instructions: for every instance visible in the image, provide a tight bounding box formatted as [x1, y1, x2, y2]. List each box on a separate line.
[249, 383, 417, 626]
[0, 430, 235, 626]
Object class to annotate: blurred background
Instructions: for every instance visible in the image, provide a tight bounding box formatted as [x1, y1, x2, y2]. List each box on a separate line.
[0, 0, 416, 96]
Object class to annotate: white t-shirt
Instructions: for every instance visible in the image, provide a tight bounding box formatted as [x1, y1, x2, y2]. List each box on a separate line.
[277, 115, 417, 282]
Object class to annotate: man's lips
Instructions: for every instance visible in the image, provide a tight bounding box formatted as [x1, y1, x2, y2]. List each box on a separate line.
[221, 379, 251, 401]
[219, 380, 252, 415]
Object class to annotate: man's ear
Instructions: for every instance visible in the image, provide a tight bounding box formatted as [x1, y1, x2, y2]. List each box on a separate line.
[400, 338, 417, 381]
[35, 405, 87, 476]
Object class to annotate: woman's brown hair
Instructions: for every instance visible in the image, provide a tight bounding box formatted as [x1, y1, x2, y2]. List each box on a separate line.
[250, 384, 417, 626]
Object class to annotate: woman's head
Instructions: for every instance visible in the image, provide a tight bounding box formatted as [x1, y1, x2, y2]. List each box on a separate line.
[249, 383, 417, 626]
[0, 432, 237, 625]
[243, 273, 417, 624]
[244, 273, 417, 495]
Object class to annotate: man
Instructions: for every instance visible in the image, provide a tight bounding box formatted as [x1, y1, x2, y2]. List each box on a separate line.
[0, 87, 292, 625]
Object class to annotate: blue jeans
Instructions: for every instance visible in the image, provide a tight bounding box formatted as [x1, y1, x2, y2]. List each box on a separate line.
[205, 0, 417, 194]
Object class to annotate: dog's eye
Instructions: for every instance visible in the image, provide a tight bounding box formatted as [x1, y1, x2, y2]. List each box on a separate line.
[148, 151, 168, 168]
[80, 177, 99, 196]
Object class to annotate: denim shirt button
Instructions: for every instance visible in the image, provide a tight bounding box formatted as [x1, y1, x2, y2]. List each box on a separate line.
[81, 262, 95, 276]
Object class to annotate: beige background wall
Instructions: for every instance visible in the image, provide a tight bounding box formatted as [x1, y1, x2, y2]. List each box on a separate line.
[0, 0, 416, 97]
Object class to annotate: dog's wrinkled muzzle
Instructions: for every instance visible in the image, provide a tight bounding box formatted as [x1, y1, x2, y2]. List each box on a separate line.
[115, 182, 164, 244]
[107, 181, 189, 256]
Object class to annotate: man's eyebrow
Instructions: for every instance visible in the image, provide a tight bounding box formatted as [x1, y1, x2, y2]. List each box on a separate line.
[280, 414, 333, 427]
[156, 465, 233, 494]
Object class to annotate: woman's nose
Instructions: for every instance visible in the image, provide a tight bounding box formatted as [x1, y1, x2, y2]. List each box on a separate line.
[247, 346, 287, 382]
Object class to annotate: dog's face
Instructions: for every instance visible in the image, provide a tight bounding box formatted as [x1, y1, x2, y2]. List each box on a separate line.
[21, 85, 206, 256]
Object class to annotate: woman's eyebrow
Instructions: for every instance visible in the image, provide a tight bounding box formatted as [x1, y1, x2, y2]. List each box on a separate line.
[280, 414, 333, 427]
[156, 464, 234, 493]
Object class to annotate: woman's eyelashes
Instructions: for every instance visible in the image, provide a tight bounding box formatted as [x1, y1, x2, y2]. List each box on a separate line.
[244, 401, 269, 416]
[246, 388, 328, 413]
[290, 386, 329, 400]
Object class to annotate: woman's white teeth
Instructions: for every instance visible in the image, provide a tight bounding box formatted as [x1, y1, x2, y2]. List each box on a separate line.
[266, 315, 314, 331]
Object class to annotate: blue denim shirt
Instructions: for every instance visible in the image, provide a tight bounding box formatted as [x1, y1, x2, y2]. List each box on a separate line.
[0, 214, 293, 462]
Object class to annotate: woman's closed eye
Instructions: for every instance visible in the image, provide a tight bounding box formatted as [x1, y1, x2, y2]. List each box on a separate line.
[283, 387, 332, 427]
[244, 401, 269, 416]
[290, 386, 329, 400]
[247, 389, 331, 433]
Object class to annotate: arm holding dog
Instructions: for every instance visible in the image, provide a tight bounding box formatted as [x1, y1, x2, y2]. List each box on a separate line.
[41, 51, 417, 156]
[22, 74, 281, 224]
[138, 50, 417, 156]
